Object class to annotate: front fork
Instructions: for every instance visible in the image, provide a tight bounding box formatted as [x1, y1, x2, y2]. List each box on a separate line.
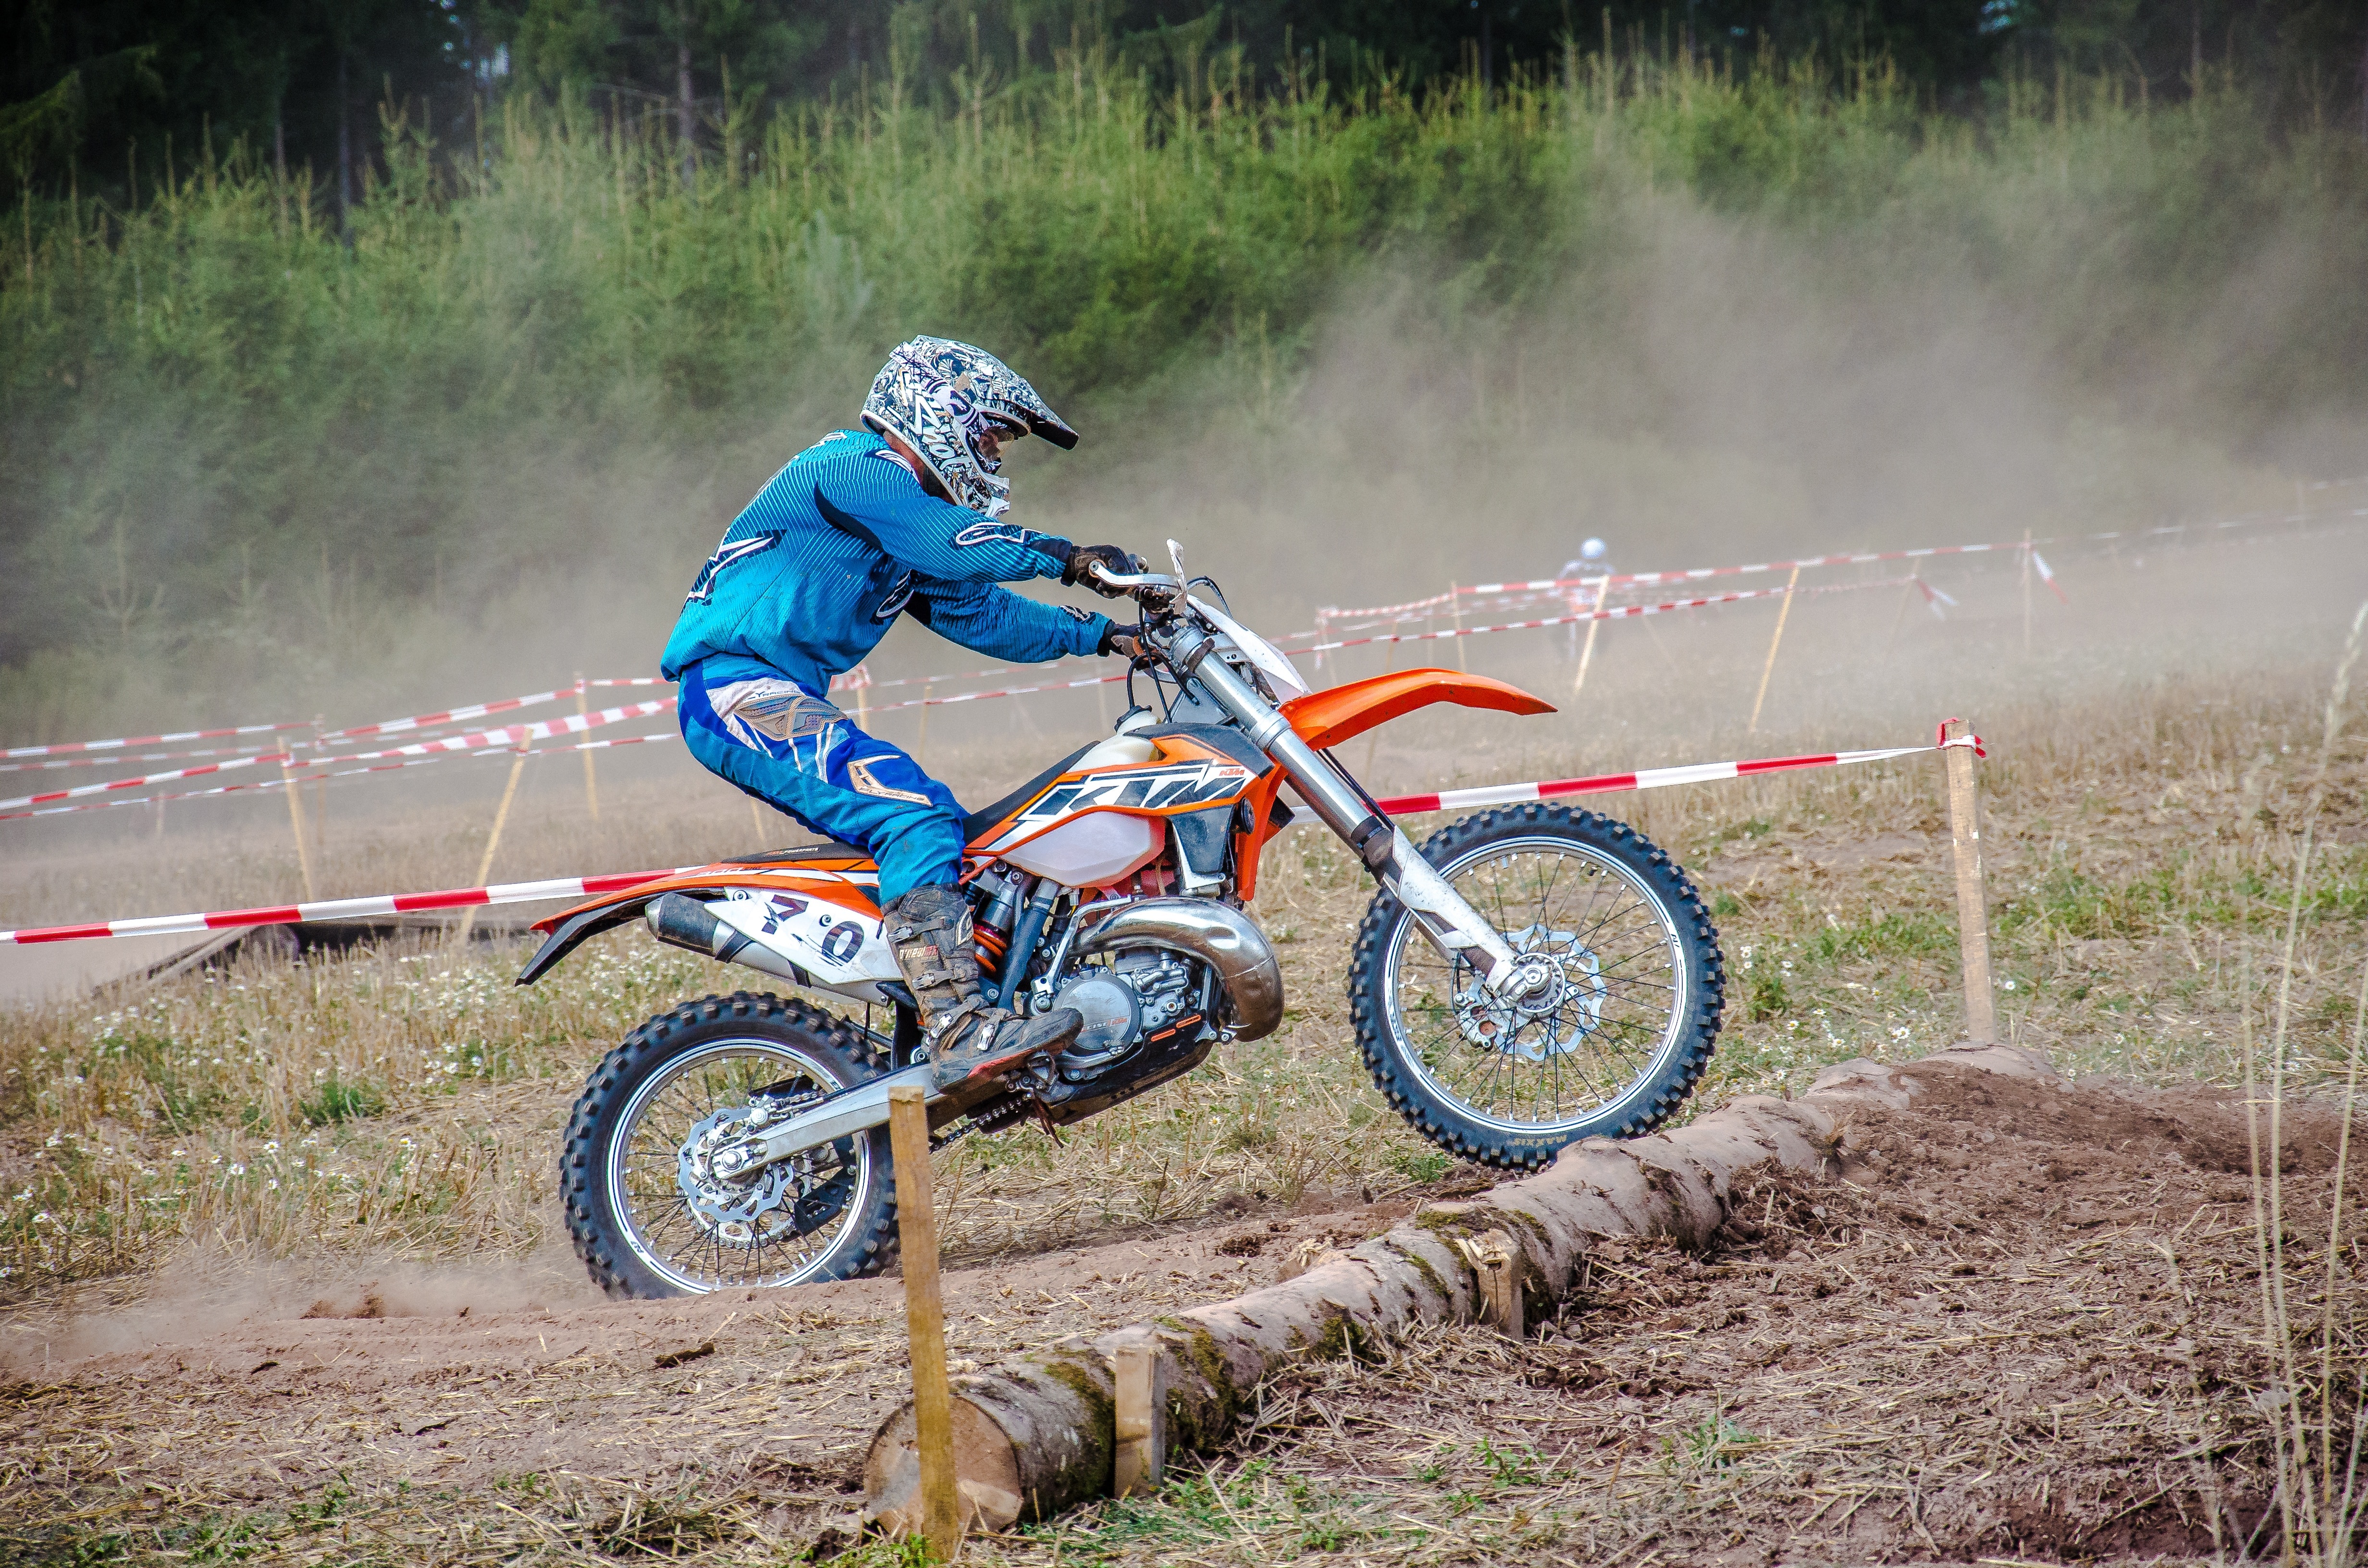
[1167, 629, 1533, 993]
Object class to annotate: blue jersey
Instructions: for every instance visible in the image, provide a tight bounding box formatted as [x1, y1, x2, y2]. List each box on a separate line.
[660, 429, 1110, 695]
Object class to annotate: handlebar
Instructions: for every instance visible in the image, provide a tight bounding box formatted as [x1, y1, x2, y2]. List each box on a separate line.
[1083, 563, 1183, 593]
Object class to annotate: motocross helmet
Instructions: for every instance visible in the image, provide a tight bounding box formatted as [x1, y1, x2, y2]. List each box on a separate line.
[860, 336, 1079, 518]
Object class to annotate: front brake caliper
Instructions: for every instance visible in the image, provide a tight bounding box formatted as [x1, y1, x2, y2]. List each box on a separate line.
[1454, 923, 1606, 1061]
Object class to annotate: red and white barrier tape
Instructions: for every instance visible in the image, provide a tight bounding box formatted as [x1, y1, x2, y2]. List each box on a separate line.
[1316, 491, 2368, 618]
[0, 730, 684, 822]
[0, 683, 583, 766]
[0, 700, 673, 813]
[0, 868, 693, 946]
[3, 719, 311, 763]
[314, 685, 575, 744]
[1372, 727, 1985, 815]
[0, 727, 1985, 944]
[0, 740, 287, 776]
[292, 699, 672, 767]
[0, 751, 296, 813]
[869, 671, 1131, 712]
[1311, 577, 1906, 657]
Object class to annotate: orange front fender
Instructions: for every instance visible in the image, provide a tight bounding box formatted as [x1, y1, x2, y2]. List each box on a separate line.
[1281, 669, 1555, 751]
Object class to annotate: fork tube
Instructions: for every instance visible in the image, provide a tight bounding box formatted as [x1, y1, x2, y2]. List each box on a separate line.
[1165, 628, 1522, 986]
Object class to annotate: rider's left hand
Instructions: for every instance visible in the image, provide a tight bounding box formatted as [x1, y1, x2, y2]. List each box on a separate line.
[1098, 621, 1146, 659]
[1063, 544, 1142, 596]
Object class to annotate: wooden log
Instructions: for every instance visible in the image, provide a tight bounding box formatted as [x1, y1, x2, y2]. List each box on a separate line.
[860, 1043, 2060, 1526]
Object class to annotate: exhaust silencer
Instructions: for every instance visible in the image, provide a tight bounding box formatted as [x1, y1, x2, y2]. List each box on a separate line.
[643, 893, 805, 984]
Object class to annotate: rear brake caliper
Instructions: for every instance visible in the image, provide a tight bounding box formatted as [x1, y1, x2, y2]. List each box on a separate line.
[677, 1101, 852, 1245]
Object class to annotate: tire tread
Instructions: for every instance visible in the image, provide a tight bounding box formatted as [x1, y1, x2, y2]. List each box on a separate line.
[1346, 804, 1727, 1171]
[559, 991, 898, 1298]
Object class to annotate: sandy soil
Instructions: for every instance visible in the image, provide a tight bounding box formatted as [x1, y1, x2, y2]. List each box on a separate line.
[0, 1056, 2356, 1566]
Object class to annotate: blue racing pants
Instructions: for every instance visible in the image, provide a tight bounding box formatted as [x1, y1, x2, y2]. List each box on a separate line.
[677, 658, 966, 904]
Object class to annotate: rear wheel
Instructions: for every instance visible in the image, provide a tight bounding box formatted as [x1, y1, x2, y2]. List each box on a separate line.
[561, 992, 898, 1298]
[1348, 805, 1725, 1170]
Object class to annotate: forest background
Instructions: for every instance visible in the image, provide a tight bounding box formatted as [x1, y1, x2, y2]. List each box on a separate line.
[4, 0, 2368, 747]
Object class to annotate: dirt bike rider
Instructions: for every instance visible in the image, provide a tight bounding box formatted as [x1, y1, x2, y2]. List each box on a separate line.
[660, 336, 1143, 1094]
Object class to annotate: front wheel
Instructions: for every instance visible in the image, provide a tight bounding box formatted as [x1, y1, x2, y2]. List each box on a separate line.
[561, 992, 899, 1298]
[1348, 805, 1725, 1170]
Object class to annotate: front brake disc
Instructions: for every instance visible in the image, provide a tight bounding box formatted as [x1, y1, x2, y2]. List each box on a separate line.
[1453, 922, 1607, 1062]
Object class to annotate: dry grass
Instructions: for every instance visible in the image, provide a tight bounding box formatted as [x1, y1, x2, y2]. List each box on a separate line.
[0, 576, 2365, 1565]
[1, 643, 2363, 1297]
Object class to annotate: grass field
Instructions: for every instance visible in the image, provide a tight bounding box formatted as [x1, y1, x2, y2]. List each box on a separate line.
[3, 616, 2361, 1298]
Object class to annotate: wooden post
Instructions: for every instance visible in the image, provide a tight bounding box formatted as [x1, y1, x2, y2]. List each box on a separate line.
[1109, 1330, 1167, 1497]
[888, 1084, 963, 1560]
[457, 740, 529, 943]
[280, 750, 318, 902]
[1449, 582, 1466, 671]
[1942, 718, 1997, 1044]
[1572, 574, 1611, 697]
[2020, 531, 2034, 653]
[576, 673, 600, 820]
[1885, 560, 1923, 656]
[308, 715, 328, 866]
[1458, 1229, 1524, 1337]
[1746, 564, 1801, 735]
[1362, 622, 1400, 778]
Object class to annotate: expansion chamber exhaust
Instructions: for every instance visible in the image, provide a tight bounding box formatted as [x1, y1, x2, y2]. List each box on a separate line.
[1073, 897, 1285, 1042]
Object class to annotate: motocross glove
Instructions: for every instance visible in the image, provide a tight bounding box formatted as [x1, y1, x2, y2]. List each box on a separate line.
[1098, 622, 1146, 659]
[1062, 543, 1143, 597]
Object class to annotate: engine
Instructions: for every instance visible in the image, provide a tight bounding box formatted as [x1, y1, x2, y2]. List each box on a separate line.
[1048, 947, 1207, 1080]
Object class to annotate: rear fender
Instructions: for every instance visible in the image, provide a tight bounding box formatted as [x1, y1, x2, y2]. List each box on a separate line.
[1281, 669, 1555, 752]
[515, 868, 883, 986]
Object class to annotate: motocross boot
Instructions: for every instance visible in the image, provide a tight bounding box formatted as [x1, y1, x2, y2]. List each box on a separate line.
[883, 883, 1081, 1101]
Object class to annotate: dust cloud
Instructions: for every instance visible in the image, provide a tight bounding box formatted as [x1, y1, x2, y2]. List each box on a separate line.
[0, 1230, 603, 1372]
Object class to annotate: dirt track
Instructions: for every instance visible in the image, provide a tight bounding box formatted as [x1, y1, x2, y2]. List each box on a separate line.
[0, 1054, 2356, 1565]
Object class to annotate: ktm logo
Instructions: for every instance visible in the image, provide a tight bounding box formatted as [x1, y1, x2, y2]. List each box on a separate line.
[1015, 763, 1250, 827]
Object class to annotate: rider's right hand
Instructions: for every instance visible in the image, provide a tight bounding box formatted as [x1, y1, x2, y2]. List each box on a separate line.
[1064, 544, 1142, 596]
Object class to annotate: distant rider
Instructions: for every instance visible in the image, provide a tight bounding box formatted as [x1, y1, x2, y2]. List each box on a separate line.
[661, 337, 1142, 1090]
[1560, 536, 1612, 656]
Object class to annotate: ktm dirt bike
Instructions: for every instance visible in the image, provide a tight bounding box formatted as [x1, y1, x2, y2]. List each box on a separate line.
[518, 548, 1725, 1298]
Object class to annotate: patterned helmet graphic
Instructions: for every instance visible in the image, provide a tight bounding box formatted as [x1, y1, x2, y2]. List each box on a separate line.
[861, 337, 1079, 518]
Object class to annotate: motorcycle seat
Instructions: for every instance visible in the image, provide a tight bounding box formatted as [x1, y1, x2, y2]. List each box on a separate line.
[962, 741, 1096, 845]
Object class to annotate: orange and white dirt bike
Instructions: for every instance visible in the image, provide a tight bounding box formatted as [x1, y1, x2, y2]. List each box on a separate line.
[519, 548, 1726, 1297]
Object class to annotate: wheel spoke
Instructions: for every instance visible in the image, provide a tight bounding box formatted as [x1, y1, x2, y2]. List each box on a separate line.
[603, 1037, 875, 1295]
[1383, 828, 1700, 1139]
